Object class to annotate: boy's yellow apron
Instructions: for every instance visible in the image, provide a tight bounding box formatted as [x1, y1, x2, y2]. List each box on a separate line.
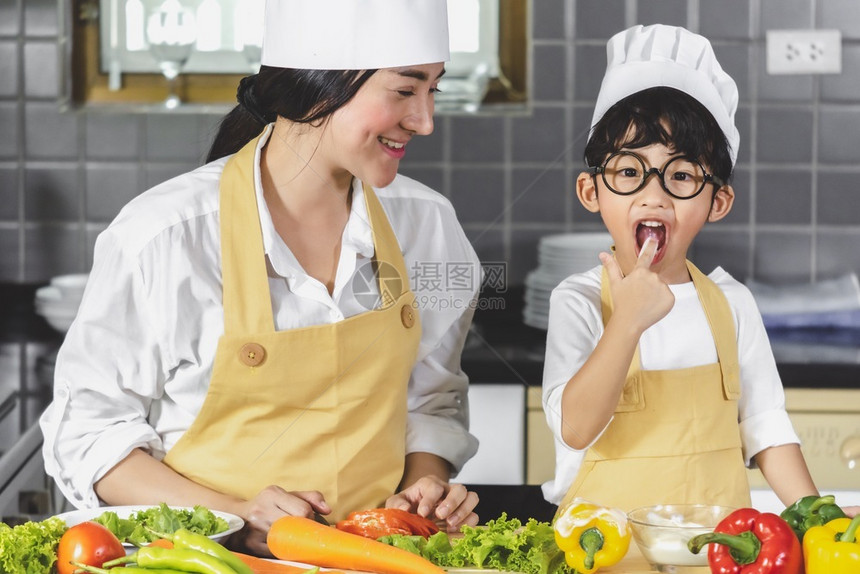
[163, 135, 422, 521]
[558, 261, 751, 512]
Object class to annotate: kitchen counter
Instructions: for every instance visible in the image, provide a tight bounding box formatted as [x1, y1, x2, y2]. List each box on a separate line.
[2, 283, 860, 389]
[0, 284, 59, 450]
[594, 544, 659, 574]
[461, 338, 860, 388]
[464, 484, 556, 523]
[0, 284, 64, 346]
[0, 284, 63, 520]
[464, 287, 860, 388]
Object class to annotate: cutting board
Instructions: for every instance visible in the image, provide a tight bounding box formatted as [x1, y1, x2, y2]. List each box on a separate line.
[441, 546, 658, 573]
[586, 543, 657, 573]
[269, 543, 709, 573]
[441, 542, 715, 574]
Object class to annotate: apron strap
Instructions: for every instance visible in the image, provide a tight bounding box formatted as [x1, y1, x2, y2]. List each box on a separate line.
[686, 261, 741, 399]
[362, 183, 411, 308]
[219, 132, 274, 335]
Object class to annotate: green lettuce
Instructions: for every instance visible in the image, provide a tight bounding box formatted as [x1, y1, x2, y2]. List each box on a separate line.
[93, 502, 228, 545]
[378, 513, 573, 574]
[0, 517, 67, 574]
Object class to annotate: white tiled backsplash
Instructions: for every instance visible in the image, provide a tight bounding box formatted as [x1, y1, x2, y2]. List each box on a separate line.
[3, 0, 860, 285]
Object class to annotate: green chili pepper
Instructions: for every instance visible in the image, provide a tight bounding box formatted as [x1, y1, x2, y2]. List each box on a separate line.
[171, 528, 253, 574]
[103, 546, 240, 574]
[144, 525, 251, 574]
[73, 564, 188, 574]
[779, 494, 847, 541]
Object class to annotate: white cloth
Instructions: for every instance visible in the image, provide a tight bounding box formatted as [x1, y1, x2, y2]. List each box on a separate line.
[40, 127, 480, 509]
[541, 265, 800, 505]
[747, 273, 860, 314]
[261, 0, 450, 70]
[591, 25, 740, 166]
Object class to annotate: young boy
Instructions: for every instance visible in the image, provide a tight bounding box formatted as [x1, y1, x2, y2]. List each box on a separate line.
[541, 24, 819, 512]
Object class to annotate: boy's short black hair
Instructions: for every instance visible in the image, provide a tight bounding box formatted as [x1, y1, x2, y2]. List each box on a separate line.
[584, 86, 734, 185]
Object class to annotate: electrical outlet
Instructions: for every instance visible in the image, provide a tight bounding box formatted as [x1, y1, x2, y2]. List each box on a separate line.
[766, 29, 842, 75]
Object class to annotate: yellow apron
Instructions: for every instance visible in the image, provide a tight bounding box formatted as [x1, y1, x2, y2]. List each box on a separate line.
[558, 261, 751, 512]
[162, 135, 422, 521]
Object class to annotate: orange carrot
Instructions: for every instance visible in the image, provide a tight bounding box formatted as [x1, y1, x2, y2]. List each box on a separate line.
[267, 516, 445, 574]
[234, 551, 334, 574]
[147, 539, 174, 549]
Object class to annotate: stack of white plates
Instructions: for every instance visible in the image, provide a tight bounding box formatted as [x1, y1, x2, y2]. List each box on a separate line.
[35, 273, 89, 333]
[523, 233, 612, 330]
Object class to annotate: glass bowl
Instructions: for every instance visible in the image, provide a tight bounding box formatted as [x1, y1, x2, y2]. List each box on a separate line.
[627, 504, 736, 572]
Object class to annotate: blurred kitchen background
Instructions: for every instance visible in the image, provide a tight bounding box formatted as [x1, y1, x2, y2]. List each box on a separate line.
[2, 0, 860, 285]
[2, 0, 859, 522]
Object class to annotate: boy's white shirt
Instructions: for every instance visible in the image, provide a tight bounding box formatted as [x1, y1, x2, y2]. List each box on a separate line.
[541, 264, 800, 505]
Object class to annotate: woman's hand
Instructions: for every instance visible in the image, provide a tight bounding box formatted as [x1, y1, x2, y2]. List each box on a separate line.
[385, 475, 479, 533]
[229, 485, 330, 557]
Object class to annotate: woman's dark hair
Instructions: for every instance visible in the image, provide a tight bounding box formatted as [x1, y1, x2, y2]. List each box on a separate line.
[206, 66, 377, 163]
[584, 86, 733, 186]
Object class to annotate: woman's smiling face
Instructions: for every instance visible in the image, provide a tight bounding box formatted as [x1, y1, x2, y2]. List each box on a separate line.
[577, 141, 735, 284]
[318, 63, 445, 189]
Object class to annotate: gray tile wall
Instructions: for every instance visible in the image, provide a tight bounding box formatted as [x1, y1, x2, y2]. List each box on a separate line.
[2, 0, 860, 286]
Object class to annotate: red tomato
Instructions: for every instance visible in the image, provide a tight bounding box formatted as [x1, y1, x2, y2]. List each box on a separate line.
[56, 521, 126, 574]
[336, 508, 440, 539]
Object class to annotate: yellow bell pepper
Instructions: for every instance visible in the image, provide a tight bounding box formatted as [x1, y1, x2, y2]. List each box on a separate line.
[803, 515, 860, 574]
[553, 498, 631, 574]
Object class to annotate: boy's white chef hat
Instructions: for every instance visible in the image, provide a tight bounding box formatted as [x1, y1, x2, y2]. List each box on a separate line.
[261, 0, 450, 70]
[591, 24, 740, 166]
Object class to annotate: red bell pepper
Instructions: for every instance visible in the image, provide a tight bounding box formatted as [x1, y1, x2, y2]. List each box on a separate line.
[687, 508, 802, 574]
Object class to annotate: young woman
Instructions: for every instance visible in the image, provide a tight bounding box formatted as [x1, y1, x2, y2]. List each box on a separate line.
[41, 0, 481, 556]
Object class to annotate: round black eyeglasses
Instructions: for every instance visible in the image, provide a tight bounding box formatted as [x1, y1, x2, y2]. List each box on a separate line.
[587, 151, 725, 200]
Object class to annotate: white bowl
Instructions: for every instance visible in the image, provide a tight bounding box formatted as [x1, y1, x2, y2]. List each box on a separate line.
[35, 286, 80, 333]
[35, 285, 62, 302]
[38, 307, 78, 332]
[627, 504, 736, 572]
[50, 273, 89, 302]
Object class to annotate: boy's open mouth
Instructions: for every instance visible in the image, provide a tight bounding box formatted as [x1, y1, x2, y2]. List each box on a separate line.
[636, 220, 667, 254]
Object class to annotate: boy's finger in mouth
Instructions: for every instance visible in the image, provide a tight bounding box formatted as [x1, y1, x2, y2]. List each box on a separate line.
[635, 220, 667, 260]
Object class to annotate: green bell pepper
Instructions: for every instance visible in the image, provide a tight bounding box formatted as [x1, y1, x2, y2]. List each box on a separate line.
[779, 495, 846, 541]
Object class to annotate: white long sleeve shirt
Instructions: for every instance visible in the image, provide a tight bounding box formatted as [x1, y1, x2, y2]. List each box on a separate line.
[542, 265, 800, 505]
[40, 129, 480, 509]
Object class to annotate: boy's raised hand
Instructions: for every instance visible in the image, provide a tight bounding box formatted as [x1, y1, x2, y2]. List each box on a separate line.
[600, 237, 674, 334]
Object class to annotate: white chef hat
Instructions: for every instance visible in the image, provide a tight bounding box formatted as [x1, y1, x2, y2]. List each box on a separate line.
[261, 0, 450, 70]
[590, 24, 740, 166]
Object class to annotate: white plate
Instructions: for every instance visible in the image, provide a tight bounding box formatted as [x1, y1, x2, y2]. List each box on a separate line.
[54, 505, 244, 548]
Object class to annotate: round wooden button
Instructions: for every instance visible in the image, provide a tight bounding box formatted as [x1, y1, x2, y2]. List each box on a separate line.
[400, 304, 416, 328]
[239, 342, 266, 367]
